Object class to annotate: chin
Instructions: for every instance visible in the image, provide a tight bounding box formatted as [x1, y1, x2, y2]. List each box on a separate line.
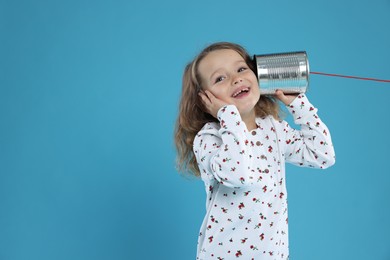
[237, 104, 257, 115]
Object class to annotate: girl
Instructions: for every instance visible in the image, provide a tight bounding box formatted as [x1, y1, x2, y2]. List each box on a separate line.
[175, 42, 335, 259]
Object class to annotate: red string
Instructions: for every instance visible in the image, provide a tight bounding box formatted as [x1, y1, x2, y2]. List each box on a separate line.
[311, 71, 390, 83]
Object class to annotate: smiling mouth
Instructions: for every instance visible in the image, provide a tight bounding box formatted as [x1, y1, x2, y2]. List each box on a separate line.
[232, 87, 250, 98]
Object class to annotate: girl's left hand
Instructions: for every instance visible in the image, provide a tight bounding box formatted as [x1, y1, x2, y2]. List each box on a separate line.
[275, 90, 298, 105]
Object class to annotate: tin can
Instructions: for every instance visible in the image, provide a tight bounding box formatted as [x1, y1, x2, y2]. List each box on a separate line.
[254, 51, 310, 94]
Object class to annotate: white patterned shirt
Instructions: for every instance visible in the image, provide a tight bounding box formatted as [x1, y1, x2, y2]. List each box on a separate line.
[193, 94, 335, 260]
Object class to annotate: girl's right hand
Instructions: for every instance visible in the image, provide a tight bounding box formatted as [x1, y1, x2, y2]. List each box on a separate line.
[199, 90, 228, 119]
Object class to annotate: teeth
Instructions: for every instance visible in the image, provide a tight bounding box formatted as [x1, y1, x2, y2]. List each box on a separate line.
[233, 88, 249, 97]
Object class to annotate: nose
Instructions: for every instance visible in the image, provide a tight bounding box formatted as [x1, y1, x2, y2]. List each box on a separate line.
[233, 76, 243, 85]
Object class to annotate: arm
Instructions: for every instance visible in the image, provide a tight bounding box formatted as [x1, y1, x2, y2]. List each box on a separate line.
[282, 94, 336, 169]
[193, 105, 255, 188]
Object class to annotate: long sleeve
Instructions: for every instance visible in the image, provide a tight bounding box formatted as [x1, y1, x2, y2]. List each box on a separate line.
[282, 94, 336, 169]
[193, 105, 255, 188]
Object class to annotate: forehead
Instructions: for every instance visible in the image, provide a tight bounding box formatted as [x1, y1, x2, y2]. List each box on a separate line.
[198, 49, 245, 75]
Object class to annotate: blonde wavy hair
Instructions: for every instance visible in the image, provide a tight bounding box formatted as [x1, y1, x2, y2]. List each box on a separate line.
[174, 42, 281, 177]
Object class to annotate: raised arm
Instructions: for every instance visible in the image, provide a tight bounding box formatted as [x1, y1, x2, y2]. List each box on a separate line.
[193, 105, 256, 188]
[282, 94, 336, 169]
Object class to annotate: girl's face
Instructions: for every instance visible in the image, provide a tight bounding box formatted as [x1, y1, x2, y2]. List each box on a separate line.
[198, 49, 260, 117]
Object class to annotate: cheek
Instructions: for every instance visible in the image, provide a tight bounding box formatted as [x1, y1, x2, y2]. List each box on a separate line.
[252, 84, 261, 97]
[209, 86, 228, 99]
[252, 75, 259, 86]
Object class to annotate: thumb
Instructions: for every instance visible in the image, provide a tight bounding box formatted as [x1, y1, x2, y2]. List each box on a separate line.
[275, 90, 289, 104]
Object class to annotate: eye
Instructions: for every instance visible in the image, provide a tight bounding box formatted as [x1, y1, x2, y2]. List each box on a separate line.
[238, 67, 248, 73]
[214, 76, 225, 83]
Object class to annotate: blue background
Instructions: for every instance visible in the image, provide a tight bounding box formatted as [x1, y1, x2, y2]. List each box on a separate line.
[1, 0, 389, 259]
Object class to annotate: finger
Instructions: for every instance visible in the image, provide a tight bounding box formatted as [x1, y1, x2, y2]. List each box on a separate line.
[198, 91, 211, 106]
[204, 90, 217, 103]
[198, 90, 207, 101]
[275, 90, 288, 103]
[203, 90, 211, 100]
[275, 89, 298, 105]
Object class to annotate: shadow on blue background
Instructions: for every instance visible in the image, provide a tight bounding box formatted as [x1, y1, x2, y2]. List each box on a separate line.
[1, 0, 389, 259]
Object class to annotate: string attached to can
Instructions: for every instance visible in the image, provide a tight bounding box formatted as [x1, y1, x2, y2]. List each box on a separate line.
[311, 71, 390, 83]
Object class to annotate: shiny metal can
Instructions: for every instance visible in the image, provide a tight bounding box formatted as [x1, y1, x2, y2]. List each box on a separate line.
[254, 51, 310, 94]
